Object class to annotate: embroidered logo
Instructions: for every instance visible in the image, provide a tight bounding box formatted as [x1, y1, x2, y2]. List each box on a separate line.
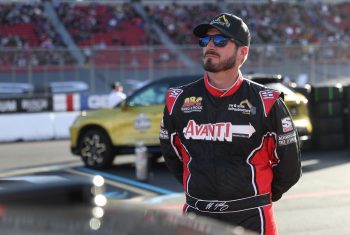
[278, 131, 297, 146]
[181, 96, 203, 113]
[183, 120, 255, 141]
[228, 99, 256, 115]
[259, 90, 280, 117]
[281, 117, 293, 133]
[166, 88, 183, 115]
[210, 15, 230, 28]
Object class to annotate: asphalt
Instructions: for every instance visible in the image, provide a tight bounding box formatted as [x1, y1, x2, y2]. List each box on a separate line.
[0, 140, 349, 234]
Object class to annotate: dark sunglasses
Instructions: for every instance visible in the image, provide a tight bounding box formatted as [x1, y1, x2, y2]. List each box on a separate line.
[198, 35, 233, 47]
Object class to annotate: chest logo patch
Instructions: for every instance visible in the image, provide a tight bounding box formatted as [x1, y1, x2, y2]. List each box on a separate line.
[228, 99, 256, 115]
[183, 120, 255, 142]
[181, 96, 203, 113]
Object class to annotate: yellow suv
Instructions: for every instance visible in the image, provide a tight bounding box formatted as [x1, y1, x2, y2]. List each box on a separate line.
[70, 75, 199, 169]
[70, 74, 312, 169]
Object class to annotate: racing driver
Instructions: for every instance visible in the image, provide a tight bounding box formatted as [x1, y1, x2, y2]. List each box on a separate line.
[159, 13, 301, 235]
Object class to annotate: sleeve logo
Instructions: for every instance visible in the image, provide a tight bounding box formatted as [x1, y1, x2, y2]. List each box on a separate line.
[278, 131, 297, 146]
[166, 88, 183, 115]
[281, 117, 293, 133]
[259, 90, 280, 117]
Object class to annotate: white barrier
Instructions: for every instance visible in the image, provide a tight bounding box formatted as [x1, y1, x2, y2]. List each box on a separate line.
[0, 92, 110, 143]
[0, 111, 80, 142]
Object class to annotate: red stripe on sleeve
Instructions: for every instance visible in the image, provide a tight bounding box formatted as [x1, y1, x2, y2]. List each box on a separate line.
[173, 135, 191, 193]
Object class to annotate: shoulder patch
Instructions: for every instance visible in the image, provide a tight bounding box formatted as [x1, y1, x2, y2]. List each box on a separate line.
[259, 90, 281, 117]
[166, 88, 183, 115]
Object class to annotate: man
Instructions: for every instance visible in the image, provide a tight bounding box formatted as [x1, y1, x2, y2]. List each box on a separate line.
[159, 13, 301, 235]
[108, 82, 126, 108]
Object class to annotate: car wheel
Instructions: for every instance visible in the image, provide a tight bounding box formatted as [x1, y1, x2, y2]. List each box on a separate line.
[78, 129, 114, 169]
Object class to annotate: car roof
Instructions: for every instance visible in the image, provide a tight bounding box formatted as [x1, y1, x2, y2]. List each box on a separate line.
[123, 75, 202, 104]
[245, 73, 283, 85]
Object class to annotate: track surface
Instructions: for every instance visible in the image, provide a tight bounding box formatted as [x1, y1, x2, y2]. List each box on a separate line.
[0, 140, 349, 234]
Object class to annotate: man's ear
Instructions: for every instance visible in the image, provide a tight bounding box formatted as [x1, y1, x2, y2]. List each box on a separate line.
[240, 46, 249, 57]
[239, 46, 249, 66]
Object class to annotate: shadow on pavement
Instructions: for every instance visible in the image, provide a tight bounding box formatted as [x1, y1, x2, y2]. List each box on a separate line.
[97, 150, 350, 192]
[301, 149, 350, 173]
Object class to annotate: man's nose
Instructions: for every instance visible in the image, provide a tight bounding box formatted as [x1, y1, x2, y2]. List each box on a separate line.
[207, 37, 216, 48]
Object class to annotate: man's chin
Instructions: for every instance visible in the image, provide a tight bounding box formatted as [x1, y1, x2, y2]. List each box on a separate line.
[203, 60, 218, 72]
[204, 67, 220, 73]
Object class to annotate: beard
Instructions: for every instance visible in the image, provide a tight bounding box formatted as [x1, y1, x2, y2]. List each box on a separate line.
[202, 51, 237, 72]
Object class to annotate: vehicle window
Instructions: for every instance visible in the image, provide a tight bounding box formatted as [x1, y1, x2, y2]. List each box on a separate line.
[127, 82, 169, 106]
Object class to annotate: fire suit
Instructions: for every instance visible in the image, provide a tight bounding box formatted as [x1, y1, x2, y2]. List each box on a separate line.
[159, 72, 301, 235]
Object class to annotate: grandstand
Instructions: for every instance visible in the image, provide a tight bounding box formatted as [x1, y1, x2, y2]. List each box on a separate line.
[0, 0, 349, 94]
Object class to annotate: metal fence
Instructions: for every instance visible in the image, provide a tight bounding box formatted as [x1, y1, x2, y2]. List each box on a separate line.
[0, 44, 349, 95]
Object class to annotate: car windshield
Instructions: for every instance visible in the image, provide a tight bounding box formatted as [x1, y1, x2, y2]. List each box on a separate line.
[127, 82, 169, 106]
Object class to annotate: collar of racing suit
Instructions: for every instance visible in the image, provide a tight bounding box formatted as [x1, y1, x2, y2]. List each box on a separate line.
[204, 71, 244, 98]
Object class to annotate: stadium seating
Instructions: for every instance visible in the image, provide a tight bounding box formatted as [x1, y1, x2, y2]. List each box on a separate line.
[0, 1, 349, 69]
[55, 2, 147, 47]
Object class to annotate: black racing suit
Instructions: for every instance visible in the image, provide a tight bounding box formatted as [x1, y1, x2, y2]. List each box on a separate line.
[159, 72, 301, 235]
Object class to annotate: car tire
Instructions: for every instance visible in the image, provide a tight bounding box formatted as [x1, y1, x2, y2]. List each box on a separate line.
[313, 117, 345, 134]
[314, 101, 344, 117]
[314, 133, 346, 150]
[78, 129, 114, 169]
[344, 85, 350, 101]
[311, 86, 343, 102]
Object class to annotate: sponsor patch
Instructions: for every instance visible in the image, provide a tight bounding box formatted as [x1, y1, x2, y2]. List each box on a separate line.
[181, 96, 203, 113]
[228, 99, 256, 115]
[183, 120, 255, 141]
[278, 131, 297, 146]
[159, 127, 169, 140]
[210, 15, 230, 27]
[281, 117, 293, 133]
[166, 88, 183, 115]
[259, 90, 280, 117]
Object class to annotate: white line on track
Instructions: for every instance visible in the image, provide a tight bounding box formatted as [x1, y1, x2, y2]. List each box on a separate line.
[0, 161, 82, 177]
[64, 168, 157, 197]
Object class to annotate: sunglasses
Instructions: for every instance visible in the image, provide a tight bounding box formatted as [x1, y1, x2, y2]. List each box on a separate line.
[198, 35, 234, 47]
[199, 35, 243, 47]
